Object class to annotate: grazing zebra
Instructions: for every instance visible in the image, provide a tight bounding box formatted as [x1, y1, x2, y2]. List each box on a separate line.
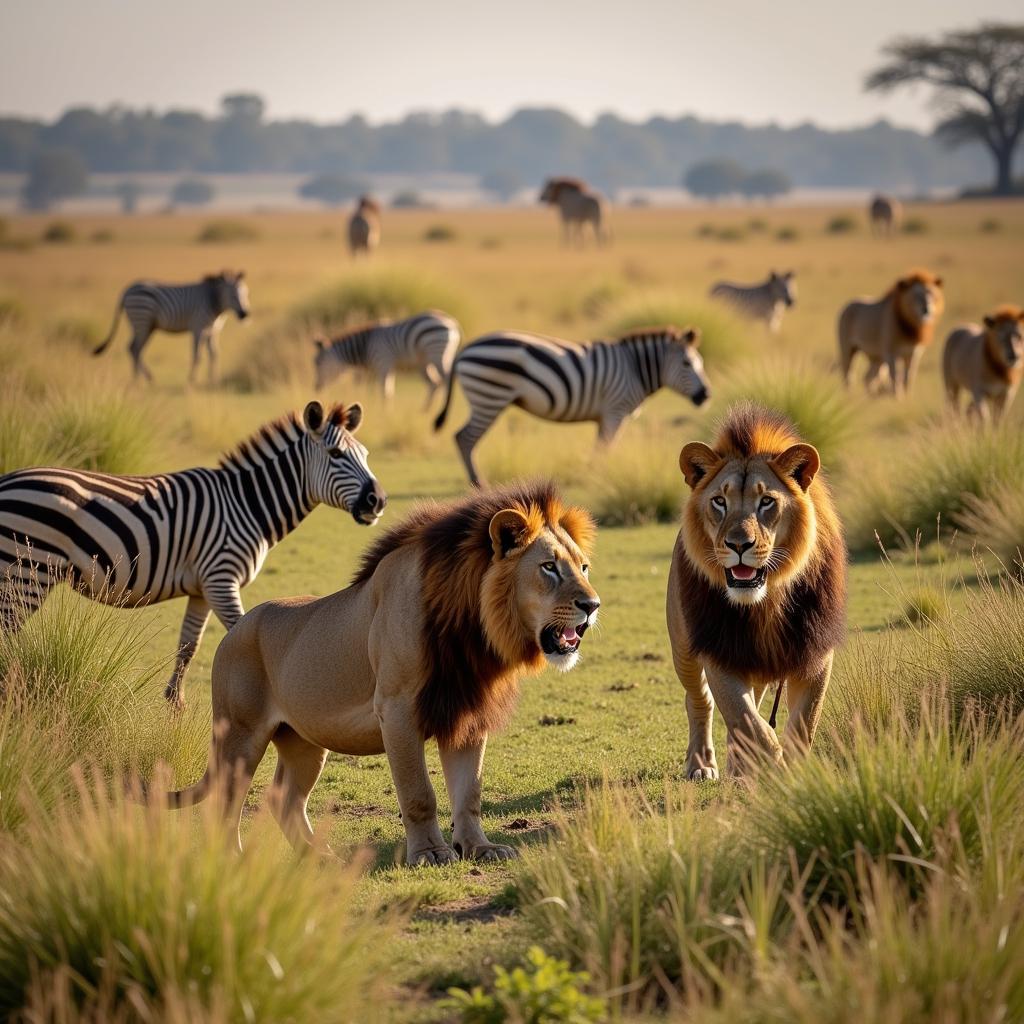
[539, 177, 608, 245]
[869, 194, 902, 237]
[348, 195, 381, 257]
[93, 271, 250, 384]
[313, 310, 461, 407]
[710, 271, 796, 333]
[434, 327, 710, 485]
[0, 401, 386, 707]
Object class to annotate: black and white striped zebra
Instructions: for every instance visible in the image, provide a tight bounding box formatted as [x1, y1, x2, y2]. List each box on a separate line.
[313, 310, 461, 408]
[0, 401, 385, 706]
[709, 271, 796, 333]
[93, 271, 251, 383]
[433, 327, 710, 485]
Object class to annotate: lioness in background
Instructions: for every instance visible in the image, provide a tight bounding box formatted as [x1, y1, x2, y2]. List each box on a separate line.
[166, 482, 599, 864]
[667, 403, 847, 779]
[838, 269, 944, 396]
[943, 305, 1024, 422]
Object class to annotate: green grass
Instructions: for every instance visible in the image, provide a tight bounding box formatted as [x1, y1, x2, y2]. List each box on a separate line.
[197, 219, 262, 243]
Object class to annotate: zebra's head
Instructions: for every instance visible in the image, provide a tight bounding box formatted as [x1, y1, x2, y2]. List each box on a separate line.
[211, 271, 250, 320]
[664, 328, 710, 407]
[769, 271, 797, 308]
[313, 338, 343, 390]
[302, 401, 386, 526]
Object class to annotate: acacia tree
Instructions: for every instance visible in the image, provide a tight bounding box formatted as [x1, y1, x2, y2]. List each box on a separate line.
[866, 23, 1024, 196]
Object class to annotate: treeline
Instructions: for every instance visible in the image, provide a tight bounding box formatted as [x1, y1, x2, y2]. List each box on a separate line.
[0, 93, 998, 191]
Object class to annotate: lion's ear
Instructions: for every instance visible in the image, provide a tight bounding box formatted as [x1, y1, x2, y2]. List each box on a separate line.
[489, 509, 532, 559]
[984, 315, 996, 330]
[933, 276, 943, 289]
[679, 442, 721, 488]
[771, 443, 820, 492]
[684, 327, 700, 348]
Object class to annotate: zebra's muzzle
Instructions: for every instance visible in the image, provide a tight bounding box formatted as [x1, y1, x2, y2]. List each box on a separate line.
[354, 480, 387, 525]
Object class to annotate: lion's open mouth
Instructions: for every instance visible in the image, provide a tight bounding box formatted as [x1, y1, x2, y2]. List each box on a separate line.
[541, 622, 588, 656]
[725, 565, 767, 589]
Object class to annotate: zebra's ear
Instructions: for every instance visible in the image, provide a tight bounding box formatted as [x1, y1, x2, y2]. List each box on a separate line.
[984, 315, 996, 329]
[684, 328, 700, 348]
[679, 442, 721, 489]
[313, 337, 326, 353]
[343, 403, 363, 433]
[303, 401, 325, 433]
[236, 270, 245, 281]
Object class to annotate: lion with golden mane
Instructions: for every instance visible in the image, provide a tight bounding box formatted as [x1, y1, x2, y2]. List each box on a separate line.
[166, 482, 599, 864]
[667, 404, 846, 778]
[943, 305, 1024, 422]
[838, 269, 944, 396]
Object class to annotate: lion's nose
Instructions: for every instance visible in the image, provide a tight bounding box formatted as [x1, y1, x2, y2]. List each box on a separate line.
[575, 597, 600, 616]
[725, 537, 754, 556]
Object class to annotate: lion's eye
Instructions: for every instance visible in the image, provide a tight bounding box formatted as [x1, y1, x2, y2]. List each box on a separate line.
[581, 564, 590, 575]
[541, 561, 559, 576]
[759, 496, 775, 511]
[711, 496, 726, 510]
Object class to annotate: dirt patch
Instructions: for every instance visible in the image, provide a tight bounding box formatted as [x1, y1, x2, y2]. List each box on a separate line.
[417, 895, 514, 925]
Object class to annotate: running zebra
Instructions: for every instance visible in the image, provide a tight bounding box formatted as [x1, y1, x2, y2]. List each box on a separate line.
[709, 271, 796, 333]
[93, 271, 250, 384]
[434, 327, 710, 485]
[313, 310, 461, 408]
[348, 195, 381, 257]
[539, 177, 608, 245]
[0, 401, 386, 707]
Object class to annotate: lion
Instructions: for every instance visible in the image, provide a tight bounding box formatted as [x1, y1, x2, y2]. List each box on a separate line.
[165, 481, 599, 864]
[838, 270, 944, 396]
[666, 403, 847, 779]
[943, 305, 1024, 422]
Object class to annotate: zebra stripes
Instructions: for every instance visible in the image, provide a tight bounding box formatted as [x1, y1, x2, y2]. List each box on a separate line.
[434, 327, 710, 485]
[0, 401, 385, 706]
[313, 310, 461, 407]
[710, 271, 796, 333]
[93, 271, 251, 383]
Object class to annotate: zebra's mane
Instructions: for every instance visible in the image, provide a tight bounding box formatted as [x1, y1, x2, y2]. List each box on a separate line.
[328, 321, 382, 347]
[615, 326, 683, 343]
[217, 404, 350, 470]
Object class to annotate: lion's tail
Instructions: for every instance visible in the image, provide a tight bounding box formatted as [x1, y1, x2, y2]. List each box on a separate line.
[164, 769, 214, 809]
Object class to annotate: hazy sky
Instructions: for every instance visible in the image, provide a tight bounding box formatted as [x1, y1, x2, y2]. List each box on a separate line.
[1, 0, 1019, 128]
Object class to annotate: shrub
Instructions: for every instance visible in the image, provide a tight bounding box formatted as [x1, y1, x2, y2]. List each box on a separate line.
[0, 297, 26, 328]
[894, 584, 946, 626]
[825, 214, 857, 235]
[696, 223, 717, 238]
[902, 216, 929, 235]
[47, 315, 103, 350]
[90, 227, 114, 243]
[423, 223, 457, 243]
[957, 480, 1024, 568]
[0, 777, 394, 1020]
[775, 226, 800, 242]
[196, 219, 261, 243]
[445, 947, 607, 1023]
[715, 226, 745, 242]
[746, 217, 769, 233]
[979, 217, 1002, 233]
[42, 220, 76, 243]
[591, 438, 684, 526]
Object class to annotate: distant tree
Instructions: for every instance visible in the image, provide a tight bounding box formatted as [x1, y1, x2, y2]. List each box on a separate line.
[684, 159, 746, 200]
[21, 147, 88, 210]
[115, 179, 142, 214]
[298, 173, 366, 206]
[740, 168, 793, 200]
[480, 167, 524, 201]
[390, 190, 431, 209]
[866, 23, 1024, 196]
[170, 178, 214, 207]
[220, 93, 266, 123]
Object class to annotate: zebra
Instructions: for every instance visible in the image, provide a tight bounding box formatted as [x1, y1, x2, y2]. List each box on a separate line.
[348, 195, 381, 257]
[539, 177, 608, 246]
[710, 271, 796, 333]
[434, 327, 710, 485]
[0, 401, 386, 707]
[92, 271, 250, 384]
[313, 310, 461, 408]
[869, 194, 902, 237]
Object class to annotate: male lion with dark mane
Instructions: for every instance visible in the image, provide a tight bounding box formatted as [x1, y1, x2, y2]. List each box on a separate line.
[667, 404, 846, 779]
[166, 482, 599, 864]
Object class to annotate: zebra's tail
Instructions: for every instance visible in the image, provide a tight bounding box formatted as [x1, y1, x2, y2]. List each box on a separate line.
[164, 768, 213, 809]
[433, 364, 458, 431]
[92, 293, 124, 356]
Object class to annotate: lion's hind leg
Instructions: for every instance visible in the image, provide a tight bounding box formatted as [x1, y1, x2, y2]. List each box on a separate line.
[269, 724, 329, 849]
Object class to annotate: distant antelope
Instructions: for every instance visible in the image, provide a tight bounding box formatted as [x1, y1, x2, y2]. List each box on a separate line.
[92, 271, 250, 384]
[539, 177, 607, 245]
[349, 195, 381, 257]
[869, 194, 902, 237]
[710, 271, 796, 333]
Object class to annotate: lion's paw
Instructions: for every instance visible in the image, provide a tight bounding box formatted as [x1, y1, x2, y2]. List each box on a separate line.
[455, 840, 517, 862]
[410, 844, 459, 866]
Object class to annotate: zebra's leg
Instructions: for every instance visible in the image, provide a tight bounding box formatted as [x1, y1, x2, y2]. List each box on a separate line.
[128, 329, 154, 382]
[165, 594, 212, 707]
[0, 559, 57, 633]
[268, 725, 329, 850]
[596, 413, 626, 446]
[204, 580, 245, 633]
[189, 330, 205, 386]
[420, 364, 443, 411]
[205, 331, 220, 386]
[455, 408, 501, 487]
[381, 370, 396, 401]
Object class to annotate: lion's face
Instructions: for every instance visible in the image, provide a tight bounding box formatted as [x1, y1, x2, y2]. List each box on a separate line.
[896, 274, 943, 327]
[486, 511, 599, 672]
[985, 309, 1024, 370]
[679, 441, 820, 606]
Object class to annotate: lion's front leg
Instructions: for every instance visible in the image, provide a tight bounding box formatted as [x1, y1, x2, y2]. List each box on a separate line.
[439, 736, 515, 862]
[377, 693, 457, 866]
[704, 665, 784, 776]
[782, 650, 833, 756]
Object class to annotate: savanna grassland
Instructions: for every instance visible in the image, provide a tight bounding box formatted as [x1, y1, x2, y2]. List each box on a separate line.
[2, 199, 1024, 1022]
